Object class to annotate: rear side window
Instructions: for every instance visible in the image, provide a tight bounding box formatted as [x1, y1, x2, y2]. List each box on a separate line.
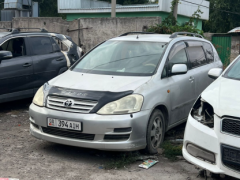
[202, 42, 214, 63]
[186, 47, 207, 69]
[29, 37, 53, 55]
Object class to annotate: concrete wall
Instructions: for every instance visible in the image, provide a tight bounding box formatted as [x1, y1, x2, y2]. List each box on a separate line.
[203, 33, 214, 41]
[0, 17, 161, 52]
[78, 17, 161, 52]
[231, 36, 240, 61]
[12, 17, 70, 35]
[0, 21, 12, 32]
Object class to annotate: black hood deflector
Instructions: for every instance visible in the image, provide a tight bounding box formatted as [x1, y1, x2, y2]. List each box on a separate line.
[48, 86, 133, 113]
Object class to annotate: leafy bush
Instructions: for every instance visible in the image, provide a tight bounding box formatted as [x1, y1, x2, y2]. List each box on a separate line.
[147, 0, 204, 35]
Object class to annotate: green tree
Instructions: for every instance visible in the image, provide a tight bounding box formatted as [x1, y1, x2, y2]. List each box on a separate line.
[203, 0, 240, 33]
[147, 0, 203, 35]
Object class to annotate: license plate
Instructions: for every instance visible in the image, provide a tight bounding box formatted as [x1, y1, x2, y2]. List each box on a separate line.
[47, 118, 81, 131]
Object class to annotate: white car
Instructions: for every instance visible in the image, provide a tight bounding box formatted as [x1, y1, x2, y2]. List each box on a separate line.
[183, 55, 240, 179]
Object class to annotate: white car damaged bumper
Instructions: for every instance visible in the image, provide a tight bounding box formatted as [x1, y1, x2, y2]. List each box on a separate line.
[183, 114, 240, 179]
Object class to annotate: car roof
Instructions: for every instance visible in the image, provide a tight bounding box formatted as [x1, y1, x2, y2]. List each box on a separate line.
[0, 32, 12, 38]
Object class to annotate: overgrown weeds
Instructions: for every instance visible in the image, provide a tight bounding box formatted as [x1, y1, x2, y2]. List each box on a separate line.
[104, 151, 140, 170]
[160, 141, 183, 161]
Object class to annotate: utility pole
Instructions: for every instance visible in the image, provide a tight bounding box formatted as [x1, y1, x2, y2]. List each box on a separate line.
[173, 0, 179, 21]
[111, 0, 116, 17]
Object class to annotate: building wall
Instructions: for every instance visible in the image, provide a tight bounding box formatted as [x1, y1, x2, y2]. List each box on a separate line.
[58, 0, 209, 20]
[67, 12, 203, 30]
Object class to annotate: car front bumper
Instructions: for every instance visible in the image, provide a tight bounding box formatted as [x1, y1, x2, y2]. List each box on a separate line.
[183, 114, 240, 179]
[29, 103, 150, 151]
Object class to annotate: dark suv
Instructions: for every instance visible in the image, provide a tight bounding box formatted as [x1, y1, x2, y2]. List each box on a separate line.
[0, 28, 82, 103]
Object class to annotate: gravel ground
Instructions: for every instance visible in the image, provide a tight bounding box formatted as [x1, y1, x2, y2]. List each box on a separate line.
[0, 98, 237, 180]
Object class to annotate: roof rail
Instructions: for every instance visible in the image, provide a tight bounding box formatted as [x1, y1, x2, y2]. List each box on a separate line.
[119, 32, 157, 37]
[0, 28, 48, 34]
[17, 28, 48, 33]
[170, 32, 203, 39]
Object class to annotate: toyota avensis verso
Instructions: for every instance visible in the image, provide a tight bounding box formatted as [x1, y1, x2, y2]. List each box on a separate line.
[183, 55, 240, 179]
[29, 32, 222, 154]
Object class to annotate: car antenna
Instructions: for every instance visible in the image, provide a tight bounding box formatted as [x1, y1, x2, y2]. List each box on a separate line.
[136, 35, 139, 39]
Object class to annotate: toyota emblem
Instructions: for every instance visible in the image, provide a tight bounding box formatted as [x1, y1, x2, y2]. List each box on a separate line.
[63, 99, 74, 107]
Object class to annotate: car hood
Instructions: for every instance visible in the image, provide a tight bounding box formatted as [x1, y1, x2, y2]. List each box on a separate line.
[49, 70, 152, 92]
[201, 76, 240, 117]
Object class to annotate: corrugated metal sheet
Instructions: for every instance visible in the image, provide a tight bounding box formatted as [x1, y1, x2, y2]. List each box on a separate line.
[212, 36, 231, 65]
[4, 0, 22, 9]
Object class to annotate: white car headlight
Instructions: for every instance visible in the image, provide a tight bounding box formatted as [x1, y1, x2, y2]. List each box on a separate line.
[97, 94, 143, 115]
[33, 86, 44, 107]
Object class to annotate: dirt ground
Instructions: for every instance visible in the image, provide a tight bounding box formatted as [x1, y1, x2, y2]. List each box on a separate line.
[0, 98, 238, 180]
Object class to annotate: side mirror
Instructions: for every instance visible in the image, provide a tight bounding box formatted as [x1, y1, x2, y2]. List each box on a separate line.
[171, 64, 188, 76]
[0, 51, 12, 61]
[208, 68, 223, 79]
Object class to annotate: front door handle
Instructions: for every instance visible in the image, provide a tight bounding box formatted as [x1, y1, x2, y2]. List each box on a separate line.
[189, 76, 195, 82]
[23, 63, 32, 67]
[56, 58, 64, 61]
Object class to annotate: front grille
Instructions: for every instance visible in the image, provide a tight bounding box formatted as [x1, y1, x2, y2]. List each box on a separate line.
[222, 118, 240, 136]
[222, 144, 240, 172]
[104, 134, 130, 141]
[47, 96, 98, 113]
[224, 162, 240, 172]
[42, 127, 95, 140]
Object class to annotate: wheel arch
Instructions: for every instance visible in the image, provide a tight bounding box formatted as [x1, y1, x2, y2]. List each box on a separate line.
[150, 104, 169, 131]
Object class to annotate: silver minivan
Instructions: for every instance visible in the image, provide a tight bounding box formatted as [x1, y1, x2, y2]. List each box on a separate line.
[29, 32, 223, 154]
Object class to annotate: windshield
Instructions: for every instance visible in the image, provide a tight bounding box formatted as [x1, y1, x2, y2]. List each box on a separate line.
[225, 57, 240, 80]
[72, 41, 167, 76]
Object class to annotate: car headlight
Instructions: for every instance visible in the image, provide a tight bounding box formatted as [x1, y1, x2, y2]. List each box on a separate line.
[97, 94, 143, 115]
[191, 96, 214, 128]
[33, 86, 44, 107]
[33, 83, 51, 107]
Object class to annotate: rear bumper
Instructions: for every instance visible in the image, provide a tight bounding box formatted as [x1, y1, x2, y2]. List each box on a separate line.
[183, 114, 240, 179]
[29, 103, 150, 151]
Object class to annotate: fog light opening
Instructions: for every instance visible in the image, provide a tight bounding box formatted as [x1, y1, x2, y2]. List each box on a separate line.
[187, 143, 215, 164]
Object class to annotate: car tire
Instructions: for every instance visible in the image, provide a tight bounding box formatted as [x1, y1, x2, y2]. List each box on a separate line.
[145, 109, 165, 154]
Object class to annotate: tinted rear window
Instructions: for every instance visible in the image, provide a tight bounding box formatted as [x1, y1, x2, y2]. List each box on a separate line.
[202, 42, 214, 63]
[187, 47, 207, 68]
[29, 37, 53, 55]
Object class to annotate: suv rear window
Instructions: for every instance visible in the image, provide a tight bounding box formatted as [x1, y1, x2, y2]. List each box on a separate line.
[72, 41, 167, 76]
[187, 47, 207, 68]
[29, 37, 53, 55]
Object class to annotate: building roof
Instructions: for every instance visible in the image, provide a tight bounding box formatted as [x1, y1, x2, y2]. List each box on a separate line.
[58, 0, 210, 20]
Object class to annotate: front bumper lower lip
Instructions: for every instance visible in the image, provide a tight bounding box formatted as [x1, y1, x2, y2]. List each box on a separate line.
[29, 103, 150, 151]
